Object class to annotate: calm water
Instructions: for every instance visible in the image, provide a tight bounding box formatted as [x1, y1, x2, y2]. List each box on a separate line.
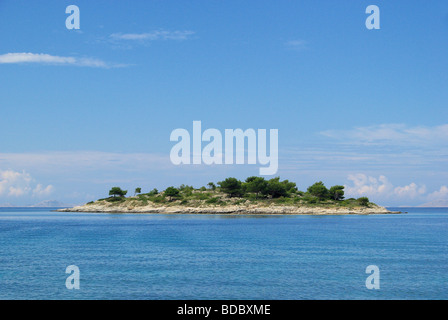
[0, 207, 447, 300]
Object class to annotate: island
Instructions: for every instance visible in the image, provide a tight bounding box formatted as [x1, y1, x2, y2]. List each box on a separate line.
[57, 177, 399, 215]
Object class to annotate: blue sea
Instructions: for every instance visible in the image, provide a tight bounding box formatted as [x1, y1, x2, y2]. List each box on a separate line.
[0, 207, 447, 300]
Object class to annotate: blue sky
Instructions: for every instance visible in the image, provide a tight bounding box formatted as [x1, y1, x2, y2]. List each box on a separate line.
[1, 0, 448, 206]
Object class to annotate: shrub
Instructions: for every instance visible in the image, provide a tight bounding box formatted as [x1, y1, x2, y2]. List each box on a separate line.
[151, 195, 166, 204]
[273, 197, 293, 204]
[139, 199, 148, 206]
[193, 192, 211, 200]
[144, 188, 158, 196]
[358, 197, 370, 206]
[302, 195, 318, 204]
[106, 197, 125, 203]
[205, 197, 219, 204]
[179, 184, 194, 192]
[165, 187, 180, 201]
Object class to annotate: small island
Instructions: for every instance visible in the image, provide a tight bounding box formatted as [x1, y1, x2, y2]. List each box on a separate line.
[58, 177, 399, 215]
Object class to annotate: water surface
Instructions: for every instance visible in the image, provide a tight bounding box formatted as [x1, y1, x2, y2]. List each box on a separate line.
[0, 207, 447, 299]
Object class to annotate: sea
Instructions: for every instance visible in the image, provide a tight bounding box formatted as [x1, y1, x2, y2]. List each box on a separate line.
[0, 207, 447, 300]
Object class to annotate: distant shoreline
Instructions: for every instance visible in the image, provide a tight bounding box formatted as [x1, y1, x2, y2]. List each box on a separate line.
[56, 203, 400, 215]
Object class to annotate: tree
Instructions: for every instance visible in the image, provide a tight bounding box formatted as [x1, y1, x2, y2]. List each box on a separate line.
[358, 197, 369, 206]
[109, 187, 127, 198]
[218, 178, 243, 197]
[179, 184, 193, 192]
[245, 176, 268, 198]
[307, 182, 329, 200]
[134, 187, 142, 196]
[263, 177, 288, 198]
[329, 185, 345, 201]
[164, 187, 180, 201]
[281, 179, 297, 193]
[207, 182, 216, 191]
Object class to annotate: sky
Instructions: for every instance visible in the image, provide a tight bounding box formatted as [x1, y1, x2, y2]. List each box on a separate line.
[0, 0, 448, 206]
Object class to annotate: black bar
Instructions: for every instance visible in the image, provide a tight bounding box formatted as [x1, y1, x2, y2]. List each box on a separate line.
[0, 300, 445, 318]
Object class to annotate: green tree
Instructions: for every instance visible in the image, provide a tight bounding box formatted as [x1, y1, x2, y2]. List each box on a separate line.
[358, 197, 369, 206]
[207, 182, 216, 190]
[245, 176, 268, 198]
[164, 187, 180, 201]
[218, 177, 243, 197]
[307, 182, 329, 200]
[109, 187, 127, 198]
[329, 185, 345, 201]
[134, 187, 142, 196]
[179, 184, 194, 192]
[262, 177, 288, 198]
[281, 179, 297, 193]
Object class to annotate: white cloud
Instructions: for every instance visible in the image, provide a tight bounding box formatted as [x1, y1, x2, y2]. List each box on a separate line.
[345, 174, 393, 197]
[8, 186, 31, 197]
[428, 185, 448, 201]
[0, 170, 31, 196]
[321, 124, 448, 146]
[33, 184, 54, 197]
[110, 30, 195, 41]
[0, 53, 120, 68]
[394, 183, 426, 198]
[344, 174, 427, 200]
[0, 170, 53, 198]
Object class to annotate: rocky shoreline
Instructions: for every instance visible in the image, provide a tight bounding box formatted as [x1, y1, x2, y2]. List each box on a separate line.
[56, 202, 400, 215]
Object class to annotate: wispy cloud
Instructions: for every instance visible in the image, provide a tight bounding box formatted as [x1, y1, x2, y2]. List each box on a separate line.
[0, 53, 124, 68]
[110, 30, 195, 41]
[285, 40, 307, 51]
[0, 151, 171, 175]
[321, 124, 448, 146]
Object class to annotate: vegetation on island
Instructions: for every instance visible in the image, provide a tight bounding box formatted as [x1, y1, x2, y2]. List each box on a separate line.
[87, 177, 374, 209]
